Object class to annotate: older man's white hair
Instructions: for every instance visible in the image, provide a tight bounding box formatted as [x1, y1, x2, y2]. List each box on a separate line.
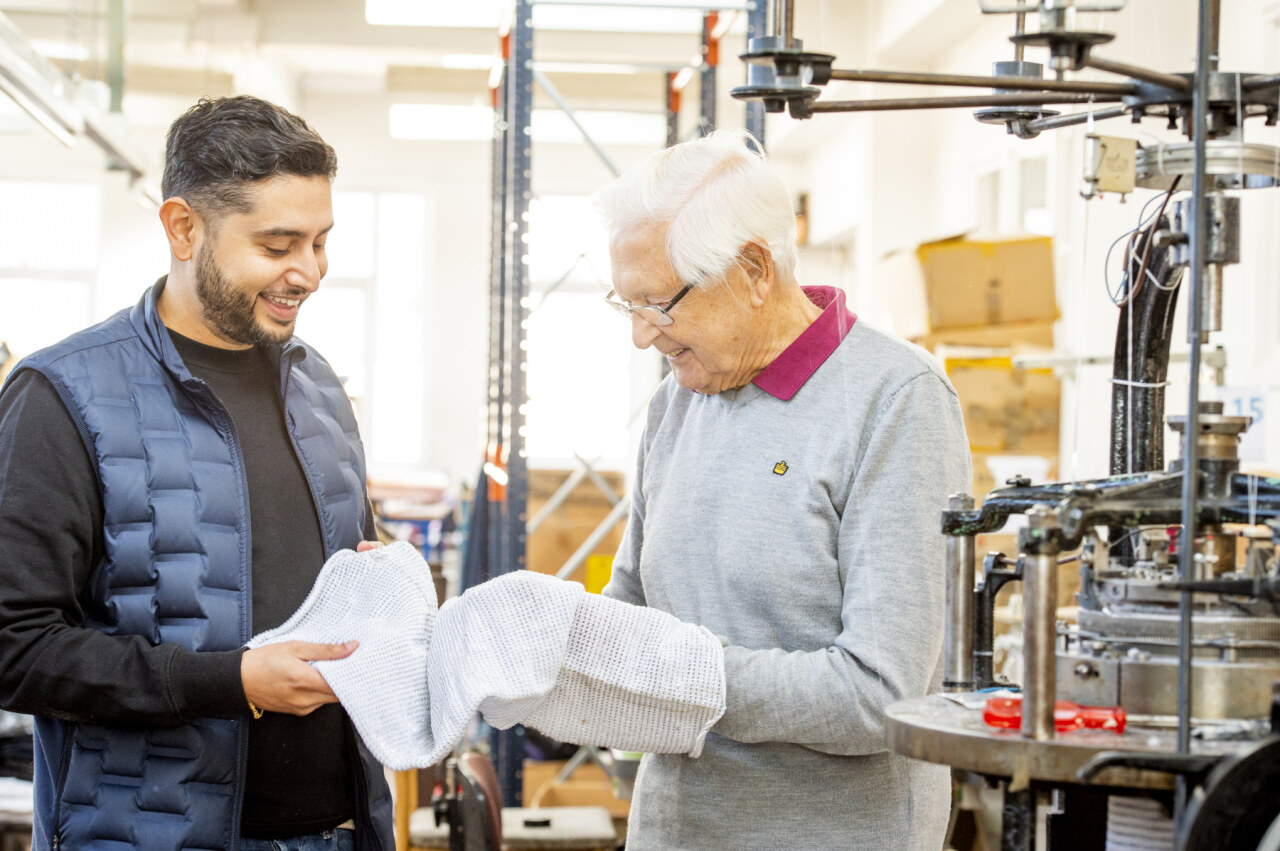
[595, 129, 799, 289]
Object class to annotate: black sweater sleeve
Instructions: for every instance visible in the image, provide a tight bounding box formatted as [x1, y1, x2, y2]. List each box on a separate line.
[0, 369, 246, 725]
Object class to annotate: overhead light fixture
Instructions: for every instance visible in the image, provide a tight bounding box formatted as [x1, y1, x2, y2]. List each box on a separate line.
[366, 0, 504, 28]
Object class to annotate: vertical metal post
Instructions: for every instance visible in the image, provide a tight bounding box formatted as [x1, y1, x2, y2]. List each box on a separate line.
[745, 0, 767, 145]
[1021, 505, 1060, 741]
[486, 42, 509, 595]
[665, 71, 680, 147]
[1174, 0, 1215, 825]
[107, 0, 126, 113]
[699, 12, 717, 134]
[489, 0, 534, 807]
[943, 494, 977, 692]
[779, 0, 794, 47]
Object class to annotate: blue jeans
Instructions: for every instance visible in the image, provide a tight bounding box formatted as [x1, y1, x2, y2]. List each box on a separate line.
[240, 828, 355, 851]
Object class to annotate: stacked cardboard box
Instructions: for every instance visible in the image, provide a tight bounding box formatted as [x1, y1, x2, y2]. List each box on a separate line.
[879, 234, 1060, 501]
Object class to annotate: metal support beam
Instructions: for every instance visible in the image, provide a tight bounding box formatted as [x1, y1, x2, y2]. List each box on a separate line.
[107, 0, 125, 113]
[1173, 0, 1216, 828]
[0, 11, 83, 145]
[744, 0, 765, 144]
[699, 11, 717, 133]
[665, 71, 680, 146]
[555, 498, 631, 581]
[531, 66, 620, 177]
[488, 0, 535, 807]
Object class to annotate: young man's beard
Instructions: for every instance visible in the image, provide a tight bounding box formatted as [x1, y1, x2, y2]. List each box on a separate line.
[195, 242, 298, 348]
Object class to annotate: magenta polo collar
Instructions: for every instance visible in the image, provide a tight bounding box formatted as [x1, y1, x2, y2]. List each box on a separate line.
[752, 286, 858, 401]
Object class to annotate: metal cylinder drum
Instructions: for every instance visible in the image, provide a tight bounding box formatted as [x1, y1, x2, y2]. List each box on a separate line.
[944, 493, 977, 691]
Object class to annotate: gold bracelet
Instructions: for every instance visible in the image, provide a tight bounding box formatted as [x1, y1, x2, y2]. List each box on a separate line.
[247, 698, 263, 719]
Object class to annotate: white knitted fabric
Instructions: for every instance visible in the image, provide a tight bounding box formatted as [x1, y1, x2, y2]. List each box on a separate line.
[246, 542, 436, 768]
[247, 543, 726, 770]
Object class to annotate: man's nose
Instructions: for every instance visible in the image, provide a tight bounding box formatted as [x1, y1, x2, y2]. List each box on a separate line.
[287, 246, 323, 292]
[631, 313, 661, 349]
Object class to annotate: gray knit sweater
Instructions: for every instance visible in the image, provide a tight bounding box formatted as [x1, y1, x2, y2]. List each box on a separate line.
[603, 319, 971, 850]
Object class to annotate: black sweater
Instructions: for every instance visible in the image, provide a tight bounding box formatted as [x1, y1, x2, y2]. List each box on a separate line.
[0, 330, 373, 838]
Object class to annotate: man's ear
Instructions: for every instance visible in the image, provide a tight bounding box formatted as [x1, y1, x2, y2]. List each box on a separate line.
[741, 242, 774, 306]
[159, 197, 200, 261]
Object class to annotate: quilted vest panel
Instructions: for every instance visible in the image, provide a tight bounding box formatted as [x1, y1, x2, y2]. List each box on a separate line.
[15, 286, 383, 850]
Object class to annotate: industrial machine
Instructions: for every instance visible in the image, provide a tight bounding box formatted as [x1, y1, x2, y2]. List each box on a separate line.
[730, 2, 1280, 849]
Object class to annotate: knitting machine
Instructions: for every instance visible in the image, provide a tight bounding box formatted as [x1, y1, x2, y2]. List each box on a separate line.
[730, 1, 1280, 849]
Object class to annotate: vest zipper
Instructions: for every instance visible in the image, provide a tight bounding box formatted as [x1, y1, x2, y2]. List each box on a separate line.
[51, 722, 75, 850]
[191, 383, 253, 849]
[219, 401, 252, 850]
[278, 360, 340, 559]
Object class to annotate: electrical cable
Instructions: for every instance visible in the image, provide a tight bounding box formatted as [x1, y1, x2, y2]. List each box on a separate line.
[1105, 178, 1182, 308]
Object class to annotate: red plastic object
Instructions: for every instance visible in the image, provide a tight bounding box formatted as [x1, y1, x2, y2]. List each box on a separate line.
[982, 695, 1127, 734]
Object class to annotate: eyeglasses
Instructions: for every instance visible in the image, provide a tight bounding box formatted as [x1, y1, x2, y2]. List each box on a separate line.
[603, 281, 695, 327]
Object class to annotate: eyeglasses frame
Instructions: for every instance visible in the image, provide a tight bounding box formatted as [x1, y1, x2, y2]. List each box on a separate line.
[603, 280, 696, 326]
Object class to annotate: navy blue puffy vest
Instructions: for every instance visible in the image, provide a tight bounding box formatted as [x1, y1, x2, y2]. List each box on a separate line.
[15, 282, 393, 850]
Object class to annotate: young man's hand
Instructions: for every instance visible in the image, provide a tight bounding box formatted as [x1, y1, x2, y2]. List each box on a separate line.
[241, 640, 358, 716]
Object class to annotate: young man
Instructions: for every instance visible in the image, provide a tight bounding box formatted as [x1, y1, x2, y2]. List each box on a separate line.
[0, 96, 393, 850]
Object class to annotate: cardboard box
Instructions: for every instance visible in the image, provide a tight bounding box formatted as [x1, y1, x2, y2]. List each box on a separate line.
[522, 759, 630, 820]
[945, 354, 1060, 456]
[917, 235, 1057, 330]
[912, 318, 1056, 354]
[527, 469, 626, 585]
[877, 234, 1057, 341]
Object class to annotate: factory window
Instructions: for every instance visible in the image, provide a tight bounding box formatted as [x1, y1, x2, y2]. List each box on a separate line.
[523, 196, 634, 467]
[295, 190, 430, 467]
[0, 182, 99, 362]
[1020, 157, 1052, 235]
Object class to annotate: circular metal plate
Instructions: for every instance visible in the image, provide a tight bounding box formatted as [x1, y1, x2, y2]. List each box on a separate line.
[1135, 141, 1280, 190]
[886, 695, 1244, 789]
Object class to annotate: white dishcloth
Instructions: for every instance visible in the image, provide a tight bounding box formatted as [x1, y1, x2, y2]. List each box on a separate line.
[247, 543, 726, 769]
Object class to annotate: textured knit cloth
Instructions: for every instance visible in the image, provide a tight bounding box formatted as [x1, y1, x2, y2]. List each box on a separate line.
[603, 318, 972, 851]
[247, 543, 725, 770]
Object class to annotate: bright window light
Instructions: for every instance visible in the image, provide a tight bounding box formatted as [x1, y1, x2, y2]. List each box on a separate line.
[532, 109, 664, 147]
[371, 193, 430, 466]
[327, 191, 377, 280]
[389, 104, 496, 142]
[390, 104, 665, 148]
[0, 279, 91, 359]
[524, 290, 632, 462]
[0, 182, 100, 270]
[524, 198, 629, 464]
[295, 287, 368, 399]
[528, 196, 611, 288]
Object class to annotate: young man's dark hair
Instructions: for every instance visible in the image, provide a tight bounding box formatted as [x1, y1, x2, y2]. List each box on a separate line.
[161, 95, 338, 219]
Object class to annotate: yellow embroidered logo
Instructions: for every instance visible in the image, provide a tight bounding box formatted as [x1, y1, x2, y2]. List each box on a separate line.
[773, 461, 788, 475]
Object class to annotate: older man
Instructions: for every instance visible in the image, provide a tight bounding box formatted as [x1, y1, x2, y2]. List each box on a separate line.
[597, 130, 971, 849]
